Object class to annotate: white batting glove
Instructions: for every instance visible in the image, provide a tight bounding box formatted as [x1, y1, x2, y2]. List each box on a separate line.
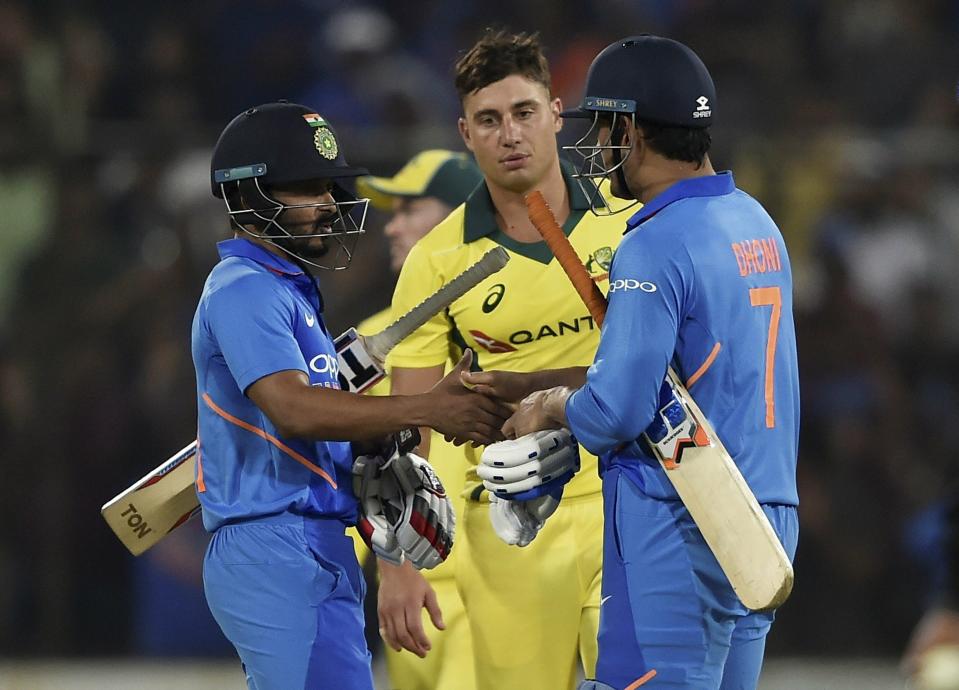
[478, 429, 580, 498]
[352, 451, 405, 565]
[488, 493, 559, 547]
[384, 451, 455, 570]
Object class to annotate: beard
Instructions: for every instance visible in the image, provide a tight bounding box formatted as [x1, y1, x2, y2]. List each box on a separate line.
[277, 233, 331, 259]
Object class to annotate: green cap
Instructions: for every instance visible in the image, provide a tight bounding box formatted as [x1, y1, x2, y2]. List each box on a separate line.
[357, 150, 482, 210]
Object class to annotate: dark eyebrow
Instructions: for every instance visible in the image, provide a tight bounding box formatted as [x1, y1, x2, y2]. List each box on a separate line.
[472, 99, 542, 122]
[512, 99, 539, 111]
[472, 108, 500, 121]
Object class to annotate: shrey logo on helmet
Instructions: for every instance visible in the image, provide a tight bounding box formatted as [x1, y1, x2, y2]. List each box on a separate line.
[693, 96, 712, 119]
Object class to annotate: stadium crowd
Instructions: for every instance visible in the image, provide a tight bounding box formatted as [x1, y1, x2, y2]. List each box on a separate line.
[1, 0, 957, 662]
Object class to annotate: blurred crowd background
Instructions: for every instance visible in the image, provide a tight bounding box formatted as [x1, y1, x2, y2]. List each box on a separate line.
[2, 0, 958, 667]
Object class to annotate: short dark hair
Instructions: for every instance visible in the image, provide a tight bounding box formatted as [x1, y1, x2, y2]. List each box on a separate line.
[454, 29, 551, 99]
[636, 118, 711, 167]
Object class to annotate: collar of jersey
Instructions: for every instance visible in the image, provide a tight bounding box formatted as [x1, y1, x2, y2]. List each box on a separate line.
[217, 238, 305, 276]
[625, 170, 736, 230]
[217, 238, 325, 313]
[462, 161, 599, 263]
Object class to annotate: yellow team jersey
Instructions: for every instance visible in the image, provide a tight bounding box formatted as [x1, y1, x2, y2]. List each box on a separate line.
[390, 169, 625, 500]
[355, 307, 466, 580]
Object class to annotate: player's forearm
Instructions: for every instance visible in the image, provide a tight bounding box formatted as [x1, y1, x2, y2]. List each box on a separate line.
[390, 364, 447, 457]
[251, 375, 444, 442]
[519, 367, 587, 396]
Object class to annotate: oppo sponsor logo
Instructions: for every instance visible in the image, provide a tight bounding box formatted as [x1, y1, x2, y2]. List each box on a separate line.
[609, 278, 657, 294]
[309, 353, 339, 376]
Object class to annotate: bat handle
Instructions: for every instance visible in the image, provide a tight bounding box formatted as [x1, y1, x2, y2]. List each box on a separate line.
[364, 246, 510, 362]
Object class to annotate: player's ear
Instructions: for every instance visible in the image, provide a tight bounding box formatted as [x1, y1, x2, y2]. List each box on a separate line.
[621, 116, 641, 151]
[458, 116, 474, 152]
[551, 97, 563, 133]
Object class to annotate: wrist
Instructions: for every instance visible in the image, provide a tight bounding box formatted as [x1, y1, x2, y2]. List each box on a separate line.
[545, 386, 573, 427]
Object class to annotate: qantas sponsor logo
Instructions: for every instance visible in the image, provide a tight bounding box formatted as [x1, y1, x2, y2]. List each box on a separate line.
[470, 330, 516, 353]
[471, 317, 599, 352]
[509, 316, 597, 345]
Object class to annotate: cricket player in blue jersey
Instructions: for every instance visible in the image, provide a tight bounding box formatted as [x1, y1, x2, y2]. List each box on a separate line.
[479, 36, 800, 689]
[194, 101, 510, 690]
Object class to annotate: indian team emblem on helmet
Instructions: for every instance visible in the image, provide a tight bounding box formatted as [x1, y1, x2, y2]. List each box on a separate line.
[303, 113, 339, 160]
[586, 246, 614, 276]
[314, 128, 339, 159]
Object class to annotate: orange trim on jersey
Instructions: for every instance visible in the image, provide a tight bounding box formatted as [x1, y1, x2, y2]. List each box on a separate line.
[686, 342, 722, 389]
[201, 393, 338, 490]
[749, 287, 782, 428]
[196, 434, 206, 493]
[625, 670, 658, 689]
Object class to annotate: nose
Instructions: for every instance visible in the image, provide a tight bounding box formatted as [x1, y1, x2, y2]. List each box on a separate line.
[384, 216, 401, 237]
[500, 115, 521, 146]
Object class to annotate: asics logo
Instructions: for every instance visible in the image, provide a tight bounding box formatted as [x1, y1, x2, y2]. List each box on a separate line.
[609, 279, 657, 293]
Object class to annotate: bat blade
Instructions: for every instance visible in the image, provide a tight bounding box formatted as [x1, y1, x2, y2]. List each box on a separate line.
[100, 443, 200, 556]
[102, 248, 510, 555]
[525, 190, 792, 611]
[647, 372, 793, 610]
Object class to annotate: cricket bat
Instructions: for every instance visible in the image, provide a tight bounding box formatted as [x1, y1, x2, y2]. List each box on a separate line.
[526, 191, 793, 611]
[102, 246, 511, 556]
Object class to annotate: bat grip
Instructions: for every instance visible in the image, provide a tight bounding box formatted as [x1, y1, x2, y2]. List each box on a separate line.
[525, 191, 608, 326]
[364, 246, 510, 362]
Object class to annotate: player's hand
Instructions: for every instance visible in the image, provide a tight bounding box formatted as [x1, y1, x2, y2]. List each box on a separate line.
[502, 386, 573, 439]
[488, 493, 559, 546]
[460, 369, 535, 404]
[377, 558, 445, 658]
[479, 428, 580, 498]
[427, 350, 512, 445]
[902, 607, 959, 678]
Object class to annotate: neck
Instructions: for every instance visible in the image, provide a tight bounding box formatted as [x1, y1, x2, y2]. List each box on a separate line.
[637, 155, 715, 204]
[487, 159, 569, 243]
[238, 229, 284, 258]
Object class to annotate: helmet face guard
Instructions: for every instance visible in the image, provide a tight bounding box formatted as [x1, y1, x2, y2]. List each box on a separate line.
[562, 98, 640, 216]
[215, 165, 369, 271]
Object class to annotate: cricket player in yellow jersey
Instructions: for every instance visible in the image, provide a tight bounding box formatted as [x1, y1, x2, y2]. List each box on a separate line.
[385, 31, 626, 690]
[350, 150, 482, 690]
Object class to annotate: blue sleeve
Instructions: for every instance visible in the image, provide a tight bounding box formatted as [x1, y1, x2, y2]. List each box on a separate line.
[566, 231, 693, 456]
[205, 273, 308, 393]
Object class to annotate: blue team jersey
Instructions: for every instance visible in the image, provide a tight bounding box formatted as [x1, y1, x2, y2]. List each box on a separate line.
[191, 238, 358, 531]
[566, 172, 799, 506]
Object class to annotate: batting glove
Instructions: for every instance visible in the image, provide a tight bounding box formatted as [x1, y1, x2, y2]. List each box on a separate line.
[351, 429, 422, 566]
[383, 451, 455, 570]
[488, 493, 560, 547]
[352, 450, 405, 565]
[478, 428, 580, 499]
